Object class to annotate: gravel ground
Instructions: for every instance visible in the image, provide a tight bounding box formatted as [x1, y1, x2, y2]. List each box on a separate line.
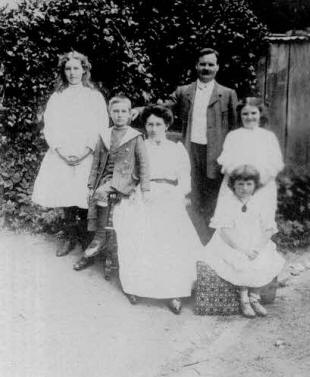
[0, 229, 309, 377]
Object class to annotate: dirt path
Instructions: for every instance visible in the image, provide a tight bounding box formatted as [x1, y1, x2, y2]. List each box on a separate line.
[0, 230, 309, 377]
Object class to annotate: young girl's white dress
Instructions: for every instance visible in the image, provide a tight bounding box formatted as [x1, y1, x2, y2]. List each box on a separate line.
[202, 189, 285, 287]
[114, 139, 203, 298]
[217, 127, 284, 214]
[32, 85, 109, 209]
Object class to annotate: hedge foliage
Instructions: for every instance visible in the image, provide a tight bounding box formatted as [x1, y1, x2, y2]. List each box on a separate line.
[2, 0, 307, 249]
[248, 0, 310, 33]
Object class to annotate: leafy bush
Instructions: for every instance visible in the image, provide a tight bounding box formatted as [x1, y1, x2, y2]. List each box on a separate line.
[0, 0, 153, 232]
[0, 0, 268, 233]
[248, 0, 310, 33]
[129, 0, 268, 99]
[274, 169, 310, 250]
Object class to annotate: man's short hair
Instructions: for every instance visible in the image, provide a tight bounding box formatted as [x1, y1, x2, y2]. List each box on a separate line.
[196, 48, 219, 63]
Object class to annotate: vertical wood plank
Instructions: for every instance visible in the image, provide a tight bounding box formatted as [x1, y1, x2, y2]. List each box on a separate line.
[256, 55, 266, 99]
[287, 41, 310, 170]
[264, 43, 289, 154]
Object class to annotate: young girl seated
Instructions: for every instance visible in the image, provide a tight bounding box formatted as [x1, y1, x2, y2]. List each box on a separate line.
[201, 165, 285, 318]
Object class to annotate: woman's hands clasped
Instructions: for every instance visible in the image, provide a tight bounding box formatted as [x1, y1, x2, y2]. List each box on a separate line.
[56, 147, 92, 166]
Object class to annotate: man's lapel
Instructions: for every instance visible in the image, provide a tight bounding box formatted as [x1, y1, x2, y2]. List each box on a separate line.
[208, 82, 220, 107]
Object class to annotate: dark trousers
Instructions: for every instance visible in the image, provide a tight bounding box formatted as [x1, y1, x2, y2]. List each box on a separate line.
[189, 143, 221, 220]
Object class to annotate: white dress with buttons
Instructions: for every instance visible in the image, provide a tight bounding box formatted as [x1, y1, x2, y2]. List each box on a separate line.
[114, 139, 203, 298]
[32, 85, 109, 209]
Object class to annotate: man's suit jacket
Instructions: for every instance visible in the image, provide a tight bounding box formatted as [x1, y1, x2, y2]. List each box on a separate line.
[167, 81, 238, 179]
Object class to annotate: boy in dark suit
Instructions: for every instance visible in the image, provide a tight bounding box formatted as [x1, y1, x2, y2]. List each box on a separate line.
[73, 94, 150, 270]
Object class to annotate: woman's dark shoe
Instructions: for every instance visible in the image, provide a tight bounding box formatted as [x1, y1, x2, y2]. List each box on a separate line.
[168, 298, 182, 314]
[73, 256, 94, 271]
[56, 239, 75, 257]
[126, 294, 138, 305]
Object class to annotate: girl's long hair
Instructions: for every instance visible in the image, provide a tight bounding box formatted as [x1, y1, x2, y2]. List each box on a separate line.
[54, 51, 95, 92]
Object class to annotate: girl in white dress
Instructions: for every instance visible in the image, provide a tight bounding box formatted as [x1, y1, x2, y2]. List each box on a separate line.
[114, 105, 203, 314]
[217, 97, 284, 216]
[202, 165, 285, 318]
[32, 51, 109, 256]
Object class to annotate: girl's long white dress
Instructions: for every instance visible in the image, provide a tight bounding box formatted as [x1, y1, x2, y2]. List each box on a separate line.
[217, 127, 284, 215]
[32, 85, 109, 209]
[114, 139, 203, 299]
[201, 189, 285, 288]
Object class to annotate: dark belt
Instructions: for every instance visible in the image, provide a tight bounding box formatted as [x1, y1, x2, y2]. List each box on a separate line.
[150, 178, 178, 186]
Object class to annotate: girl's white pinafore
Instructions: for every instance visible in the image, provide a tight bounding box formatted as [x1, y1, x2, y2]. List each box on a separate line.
[201, 189, 285, 287]
[32, 85, 109, 209]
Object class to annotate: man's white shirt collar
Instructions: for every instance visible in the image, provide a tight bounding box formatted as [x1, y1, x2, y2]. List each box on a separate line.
[197, 79, 215, 90]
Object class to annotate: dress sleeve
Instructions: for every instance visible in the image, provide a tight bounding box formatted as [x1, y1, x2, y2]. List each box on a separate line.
[86, 91, 109, 151]
[258, 196, 278, 234]
[176, 142, 191, 196]
[266, 132, 284, 178]
[210, 187, 236, 229]
[217, 131, 236, 174]
[43, 93, 63, 150]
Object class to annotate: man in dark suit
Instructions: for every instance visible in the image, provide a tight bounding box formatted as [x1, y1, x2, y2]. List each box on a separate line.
[162, 48, 238, 217]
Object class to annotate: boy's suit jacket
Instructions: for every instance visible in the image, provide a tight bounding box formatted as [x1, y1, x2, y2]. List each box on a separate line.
[87, 127, 150, 231]
[88, 127, 150, 195]
[167, 81, 238, 179]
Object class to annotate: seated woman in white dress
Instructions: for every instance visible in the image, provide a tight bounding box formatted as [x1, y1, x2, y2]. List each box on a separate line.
[201, 165, 285, 318]
[32, 51, 109, 256]
[113, 105, 203, 314]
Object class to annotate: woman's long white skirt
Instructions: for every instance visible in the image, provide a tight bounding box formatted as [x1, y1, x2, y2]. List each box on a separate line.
[114, 183, 203, 299]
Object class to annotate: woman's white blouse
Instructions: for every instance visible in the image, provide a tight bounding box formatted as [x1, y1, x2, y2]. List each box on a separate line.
[145, 139, 191, 196]
[218, 127, 284, 184]
[43, 85, 109, 156]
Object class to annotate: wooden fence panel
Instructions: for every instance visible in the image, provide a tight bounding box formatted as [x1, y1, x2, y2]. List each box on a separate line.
[286, 41, 310, 170]
[256, 55, 267, 98]
[264, 43, 289, 153]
